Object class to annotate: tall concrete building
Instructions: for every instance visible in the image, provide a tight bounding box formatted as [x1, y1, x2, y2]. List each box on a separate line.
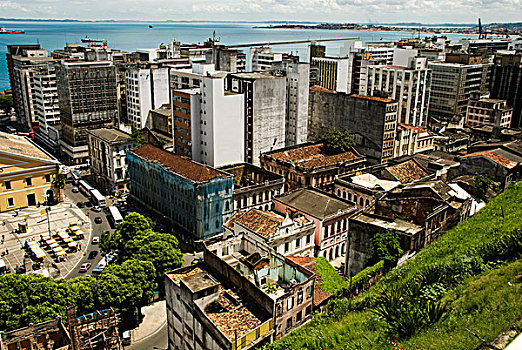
[365, 57, 431, 127]
[226, 72, 287, 165]
[428, 59, 490, 127]
[311, 57, 350, 93]
[250, 47, 283, 71]
[489, 52, 522, 128]
[57, 61, 118, 164]
[6, 44, 42, 124]
[125, 64, 170, 129]
[466, 98, 512, 128]
[308, 89, 398, 164]
[205, 45, 246, 72]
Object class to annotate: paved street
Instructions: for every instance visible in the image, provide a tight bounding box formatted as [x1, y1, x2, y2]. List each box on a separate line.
[0, 191, 91, 279]
[62, 183, 114, 279]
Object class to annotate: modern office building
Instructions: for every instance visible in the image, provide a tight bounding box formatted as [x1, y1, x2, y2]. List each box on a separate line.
[308, 89, 398, 164]
[428, 60, 490, 127]
[127, 144, 234, 244]
[250, 47, 283, 71]
[489, 52, 522, 128]
[125, 65, 170, 129]
[0, 132, 60, 212]
[466, 98, 512, 128]
[56, 60, 118, 164]
[86, 128, 136, 195]
[311, 57, 351, 93]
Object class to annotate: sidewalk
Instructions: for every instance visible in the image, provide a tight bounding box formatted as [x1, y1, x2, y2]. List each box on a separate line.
[131, 300, 166, 344]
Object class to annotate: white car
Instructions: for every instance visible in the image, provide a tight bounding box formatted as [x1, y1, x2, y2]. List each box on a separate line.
[92, 206, 102, 212]
[92, 236, 100, 244]
[79, 262, 91, 272]
[72, 187, 79, 193]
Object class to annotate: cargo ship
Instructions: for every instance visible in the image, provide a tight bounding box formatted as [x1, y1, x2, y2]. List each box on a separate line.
[0, 28, 25, 34]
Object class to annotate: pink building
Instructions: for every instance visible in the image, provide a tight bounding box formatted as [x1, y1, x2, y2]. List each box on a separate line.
[273, 188, 358, 262]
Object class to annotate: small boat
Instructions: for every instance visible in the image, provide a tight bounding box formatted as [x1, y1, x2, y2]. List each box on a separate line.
[0, 28, 24, 34]
[81, 35, 105, 43]
[149, 25, 154, 28]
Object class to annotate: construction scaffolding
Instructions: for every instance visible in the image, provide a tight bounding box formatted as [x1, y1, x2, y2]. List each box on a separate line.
[67, 308, 122, 350]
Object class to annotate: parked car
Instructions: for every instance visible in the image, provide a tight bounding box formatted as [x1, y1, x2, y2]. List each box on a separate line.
[84, 201, 92, 208]
[72, 187, 79, 193]
[88, 250, 98, 259]
[92, 236, 100, 244]
[79, 263, 91, 273]
[92, 206, 102, 212]
[94, 217, 102, 224]
[77, 202, 84, 208]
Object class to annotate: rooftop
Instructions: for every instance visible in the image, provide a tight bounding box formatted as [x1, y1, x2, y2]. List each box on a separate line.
[0, 132, 56, 163]
[265, 143, 360, 170]
[350, 173, 400, 192]
[402, 180, 456, 203]
[353, 212, 423, 236]
[287, 256, 331, 307]
[350, 94, 394, 103]
[461, 150, 519, 169]
[275, 188, 355, 219]
[385, 159, 428, 183]
[204, 288, 266, 341]
[87, 128, 134, 143]
[226, 209, 284, 238]
[310, 85, 337, 94]
[131, 144, 231, 183]
[229, 72, 278, 80]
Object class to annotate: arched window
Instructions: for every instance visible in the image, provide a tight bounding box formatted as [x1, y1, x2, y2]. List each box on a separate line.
[359, 197, 364, 207]
[337, 189, 341, 197]
[343, 190, 347, 199]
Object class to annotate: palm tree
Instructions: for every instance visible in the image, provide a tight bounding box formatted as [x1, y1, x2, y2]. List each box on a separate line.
[52, 171, 67, 203]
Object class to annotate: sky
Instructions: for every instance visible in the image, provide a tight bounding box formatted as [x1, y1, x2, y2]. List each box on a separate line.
[1, 0, 521, 24]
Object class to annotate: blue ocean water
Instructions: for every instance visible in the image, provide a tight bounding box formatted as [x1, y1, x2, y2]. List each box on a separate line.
[0, 20, 477, 91]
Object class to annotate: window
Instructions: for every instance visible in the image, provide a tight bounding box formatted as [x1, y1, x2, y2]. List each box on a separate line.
[306, 234, 311, 244]
[4, 181, 11, 190]
[25, 177, 32, 186]
[287, 297, 294, 310]
[7, 198, 14, 207]
[296, 310, 303, 323]
[45, 174, 51, 183]
[286, 317, 293, 330]
[296, 237, 300, 248]
[305, 305, 312, 316]
[285, 242, 290, 253]
[306, 285, 312, 298]
[297, 291, 303, 305]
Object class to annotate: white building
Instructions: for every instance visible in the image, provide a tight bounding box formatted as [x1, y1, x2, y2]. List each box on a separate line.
[86, 128, 137, 194]
[365, 56, 431, 127]
[125, 66, 170, 129]
[311, 56, 350, 92]
[250, 47, 283, 71]
[223, 208, 315, 257]
[394, 123, 435, 158]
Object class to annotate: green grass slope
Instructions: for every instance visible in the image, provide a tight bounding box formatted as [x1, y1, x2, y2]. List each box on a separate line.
[265, 181, 522, 350]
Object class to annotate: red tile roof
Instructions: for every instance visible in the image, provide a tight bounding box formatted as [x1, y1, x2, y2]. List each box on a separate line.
[132, 144, 231, 182]
[461, 150, 518, 169]
[267, 143, 359, 170]
[288, 256, 332, 307]
[351, 94, 394, 103]
[385, 159, 428, 183]
[310, 85, 337, 94]
[226, 209, 284, 238]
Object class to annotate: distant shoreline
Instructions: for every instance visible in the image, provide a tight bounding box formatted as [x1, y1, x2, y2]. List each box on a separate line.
[254, 25, 479, 36]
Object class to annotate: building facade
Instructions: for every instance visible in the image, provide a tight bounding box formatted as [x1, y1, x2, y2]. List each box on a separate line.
[86, 128, 136, 195]
[308, 90, 398, 164]
[127, 144, 233, 244]
[466, 98, 512, 128]
[57, 61, 118, 165]
[0, 132, 60, 212]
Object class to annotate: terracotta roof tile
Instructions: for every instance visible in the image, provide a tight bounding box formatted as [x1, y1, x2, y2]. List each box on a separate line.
[131, 144, 231, 183]
[287, 257, 332, 307]
[228, 209, 284, 238]
[351, 94, 394, 103]
[385, 159, 428, 183]
[310, 85, 337, 93]
[0, 132, 55, 162]
[268, 143, 359, 170]
[461, 150, 518, 169]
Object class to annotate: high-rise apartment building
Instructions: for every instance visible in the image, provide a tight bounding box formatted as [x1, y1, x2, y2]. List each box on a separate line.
[365, 57, 431, 127]
[57, 61, 118, 164]
[225, 72, 287, 165]
[125, 65, 170, 129]
[489, 52, 522, 128]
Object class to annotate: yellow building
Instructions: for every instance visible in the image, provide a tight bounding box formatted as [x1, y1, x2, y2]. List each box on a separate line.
[0, 132, 61, 213]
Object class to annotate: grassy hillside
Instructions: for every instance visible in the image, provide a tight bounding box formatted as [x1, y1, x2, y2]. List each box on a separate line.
[265, 182, 522, 350]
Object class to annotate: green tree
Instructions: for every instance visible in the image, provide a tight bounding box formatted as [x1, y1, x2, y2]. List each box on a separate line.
[52, 171, 67, 190]
[371, 230, 403, 266]
[321, 128, 355, 155]
[101, 212, 153, 254]
[131, 127, 147, 146]
[68, 276, 100, 316]
[474, 173, 492, 200]
[0, 95, 13, 115]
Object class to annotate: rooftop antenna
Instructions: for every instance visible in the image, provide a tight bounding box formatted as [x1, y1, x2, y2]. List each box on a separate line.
[478, 18, 483, 39]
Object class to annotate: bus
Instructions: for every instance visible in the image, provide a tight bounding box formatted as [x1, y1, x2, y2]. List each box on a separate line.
[78, 180, 94, 197]
[89, 189, 106, 207]
[91, 253, 116, 278]
[107, 206, 123, 227]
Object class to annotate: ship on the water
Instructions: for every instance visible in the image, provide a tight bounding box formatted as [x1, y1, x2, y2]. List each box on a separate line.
[0, 28, 24, 34]
[81, 36, 105, 43]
